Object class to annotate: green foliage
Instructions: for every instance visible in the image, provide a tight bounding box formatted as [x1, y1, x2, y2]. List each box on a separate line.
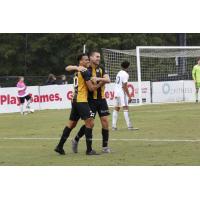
[0, 33, 197, 76]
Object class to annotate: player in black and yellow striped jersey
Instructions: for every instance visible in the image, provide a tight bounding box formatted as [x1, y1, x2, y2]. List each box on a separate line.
[71, 51, 111, 154]
[55, 53, 101, 156]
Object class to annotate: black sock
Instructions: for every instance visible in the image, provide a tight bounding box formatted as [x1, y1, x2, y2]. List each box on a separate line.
[57, 126, 72, 148]
[102, 128, 109, 147]
[85, 127, 93, 152]
[74, 125, 85, 143]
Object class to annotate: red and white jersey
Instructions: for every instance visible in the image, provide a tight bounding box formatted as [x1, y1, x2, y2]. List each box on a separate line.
[114, 70, 129, 97]
[16, 81, 27, 97]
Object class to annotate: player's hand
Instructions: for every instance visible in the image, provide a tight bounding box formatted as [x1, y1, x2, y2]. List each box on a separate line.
[91, 77, 98, 84]
[77, 66, 87, 72]
[128, 97, 132, 104]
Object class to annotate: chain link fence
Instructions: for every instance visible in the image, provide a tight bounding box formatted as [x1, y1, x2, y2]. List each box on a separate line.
[0, 75, 74, 88]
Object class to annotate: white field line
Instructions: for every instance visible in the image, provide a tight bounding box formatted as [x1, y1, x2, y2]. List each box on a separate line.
[0, 137, 200, 142]
[0, 106, 198, 117]
[136, 107, 200, 113]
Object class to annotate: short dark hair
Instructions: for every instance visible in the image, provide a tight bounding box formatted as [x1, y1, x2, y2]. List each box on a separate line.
[77, 53, 88, 62]
[121, 61, 130, 69]
[89, 50, 100, 57]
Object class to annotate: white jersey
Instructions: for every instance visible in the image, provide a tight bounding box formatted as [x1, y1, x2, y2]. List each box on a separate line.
[114, 70, 129, 97]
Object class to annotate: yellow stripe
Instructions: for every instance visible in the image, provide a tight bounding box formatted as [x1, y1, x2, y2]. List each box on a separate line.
[92, 67, 97, 99]
[77, 72, 88, 102]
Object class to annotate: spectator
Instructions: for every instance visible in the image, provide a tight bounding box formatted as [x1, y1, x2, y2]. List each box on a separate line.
[44, 74, 57, 85]
[56, 75, 67, 85]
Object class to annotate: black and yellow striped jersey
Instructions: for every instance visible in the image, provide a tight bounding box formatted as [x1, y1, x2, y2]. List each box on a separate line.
[72, 69, 91, 102]
[88, 65, 107, 100]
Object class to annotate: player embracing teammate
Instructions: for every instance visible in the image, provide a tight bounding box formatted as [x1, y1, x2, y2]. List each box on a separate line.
[71, 51, 111, 153]
[55, 53, 101, 155]
[55, 51, 111, 155]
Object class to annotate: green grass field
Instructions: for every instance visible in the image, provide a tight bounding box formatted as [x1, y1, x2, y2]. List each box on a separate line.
[1, 103, 200, 166]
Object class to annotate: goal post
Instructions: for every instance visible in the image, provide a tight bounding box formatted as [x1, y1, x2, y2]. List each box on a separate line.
[136, 47, 142, 105]
[102, 46, 200, 105]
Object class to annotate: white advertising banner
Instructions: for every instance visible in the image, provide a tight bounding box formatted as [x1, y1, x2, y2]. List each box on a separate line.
[0, 81, 151, 114]
[130, 81, 151, 104]
[38, 85, 73, 110]
[105, 81, 151, 106]
[182, 80, 197, 102]
[0, 86, 40, 114]
[152, 80, 197, 103]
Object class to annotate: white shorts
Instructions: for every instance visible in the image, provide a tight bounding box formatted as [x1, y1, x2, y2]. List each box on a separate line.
[114, 94, 128, 107]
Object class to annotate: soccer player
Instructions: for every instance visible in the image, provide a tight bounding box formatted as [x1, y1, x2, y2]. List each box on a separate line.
[54, 53, 101, 155]
[112, 61, 138, 131]
[192, 57, 200, 103]
[16, 76, 32, 115]
[67, 51, 111, 153]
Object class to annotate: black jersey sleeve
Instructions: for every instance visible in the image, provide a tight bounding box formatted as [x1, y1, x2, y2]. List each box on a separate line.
[101, 66, 108, 76]
[81, 70, 91, 81]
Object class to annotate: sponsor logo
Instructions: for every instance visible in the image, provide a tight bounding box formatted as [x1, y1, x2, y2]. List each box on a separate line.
[162, 83, 170, 94]
[0, 93, 61, 106]
[162, 82, 193, 95]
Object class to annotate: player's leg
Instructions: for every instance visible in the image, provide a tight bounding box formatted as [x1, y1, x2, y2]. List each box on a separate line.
[25, 95, 32, 111]
[121, 94, 134, 130]
[73, 102, 98, 155]
[112, 97, 121, 130]
[122, 98, 138, 131]
[98, 99, 111, 153]
[72, 100, 97, 153]
[72, 124, 85, 153]
[73, 125, 86, 143]
[84, 117, 96, 155]
[19, 97, 25, 115]
[195, 83, 199, 103]
[100, 116, 110, 153]
[72, 120, 95, 154]
[123, 105, 133, 129]
[55, 102, 79, 155]
[55, 120, 78, 155]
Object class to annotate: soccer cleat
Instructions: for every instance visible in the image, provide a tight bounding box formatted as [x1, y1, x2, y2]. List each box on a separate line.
[86, 150, 100, 155]
[128, 127, 139, 131]
[102, 147, 111, 153]
[54, 146, 65, 155]
[112, 127, 117, 131]
[71, 139, 78, 153]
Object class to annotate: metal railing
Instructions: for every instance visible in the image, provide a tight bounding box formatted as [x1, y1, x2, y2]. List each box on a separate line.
[0, 75, 74, 87]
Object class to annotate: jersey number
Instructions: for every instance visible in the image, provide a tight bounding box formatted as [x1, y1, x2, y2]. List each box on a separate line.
[116, 76, 120, 84]
[73, 76, 78, 88]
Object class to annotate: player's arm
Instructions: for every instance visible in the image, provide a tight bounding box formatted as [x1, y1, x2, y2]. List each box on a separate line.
[17, 85, 26, 91]
[81, 70, 101, 92]
[122, 73, 132, 103]
[91, 74, 111, 84]
[85, 80, 101, 92]
[91, 67, 111, 84]
[192, 67, 196, 82]
[122, 82, 131, 102]
[65, 65, 87, 72]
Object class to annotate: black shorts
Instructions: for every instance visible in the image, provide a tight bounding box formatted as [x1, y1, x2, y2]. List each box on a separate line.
[19, 95, 31, 104]
[69, 102, 94, 121]
[88, 99, 110, 118]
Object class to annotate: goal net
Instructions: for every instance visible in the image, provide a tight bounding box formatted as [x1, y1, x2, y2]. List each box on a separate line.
[102, 46, 200, 104]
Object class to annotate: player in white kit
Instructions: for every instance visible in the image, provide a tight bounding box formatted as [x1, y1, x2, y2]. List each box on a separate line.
[112, 61, 138, 131]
